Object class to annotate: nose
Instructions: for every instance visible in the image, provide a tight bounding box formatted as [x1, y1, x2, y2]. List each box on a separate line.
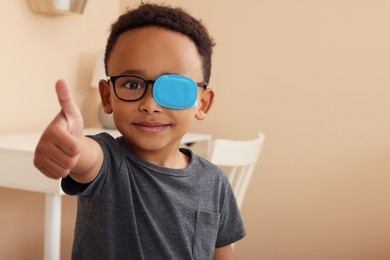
[139, 85, 162, 114]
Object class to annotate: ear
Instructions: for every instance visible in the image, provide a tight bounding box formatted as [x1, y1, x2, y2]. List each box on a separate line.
[195, 88, 215, 120]
[98, 80, 113, 114]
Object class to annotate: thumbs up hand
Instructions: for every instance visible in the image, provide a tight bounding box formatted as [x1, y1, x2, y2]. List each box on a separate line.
[34, 80, 84, 179]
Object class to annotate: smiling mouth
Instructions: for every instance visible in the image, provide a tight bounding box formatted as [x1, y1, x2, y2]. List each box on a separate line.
[133, 122, 170, 133]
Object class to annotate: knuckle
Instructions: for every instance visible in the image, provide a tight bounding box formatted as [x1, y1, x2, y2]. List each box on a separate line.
[50, 169, 69, 179]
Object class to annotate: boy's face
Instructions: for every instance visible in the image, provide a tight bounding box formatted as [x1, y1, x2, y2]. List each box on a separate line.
[99, 26, 214, 159]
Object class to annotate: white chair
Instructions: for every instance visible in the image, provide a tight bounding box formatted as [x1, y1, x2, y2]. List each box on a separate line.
[209, 132, 265, 210]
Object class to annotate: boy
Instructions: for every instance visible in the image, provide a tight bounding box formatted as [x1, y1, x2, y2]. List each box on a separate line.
[34, 3, 245, 260]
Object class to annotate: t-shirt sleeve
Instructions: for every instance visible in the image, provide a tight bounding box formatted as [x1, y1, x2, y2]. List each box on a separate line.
[61, 132, 121, 196]
[215, 183, 247, 248]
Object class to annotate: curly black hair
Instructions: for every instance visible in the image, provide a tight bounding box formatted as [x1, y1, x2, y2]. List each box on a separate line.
[104, 3, 215, 83]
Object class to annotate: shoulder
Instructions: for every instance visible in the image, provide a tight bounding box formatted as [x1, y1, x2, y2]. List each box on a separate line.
[88, 132, 125, 157]
[187, 149, 229, 182]
[186, 149, 232, 203]
[88, 132, 118, 146]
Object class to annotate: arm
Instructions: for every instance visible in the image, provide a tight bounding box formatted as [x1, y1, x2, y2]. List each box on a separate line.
[214, 245, 233, 260]
[34, 80, 103, 183]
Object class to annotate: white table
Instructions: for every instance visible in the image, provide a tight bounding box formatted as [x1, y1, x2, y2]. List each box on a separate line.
[0, 128, 211, 260]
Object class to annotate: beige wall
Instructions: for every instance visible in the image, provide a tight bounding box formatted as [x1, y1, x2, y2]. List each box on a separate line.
[0, 1, 118, 259]
[1, 0, 390, 259]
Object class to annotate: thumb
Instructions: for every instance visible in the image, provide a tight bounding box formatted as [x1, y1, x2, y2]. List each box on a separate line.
[56, 80, 79, 118]
[55, 80, 83, 134]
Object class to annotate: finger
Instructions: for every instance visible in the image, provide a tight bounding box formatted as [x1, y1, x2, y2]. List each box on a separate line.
[47, 125, 81, 157]
[39, 164, 69, 179]
[34, 141, 77, 179]
[34, 163, 58, 179]
[34, 154, 70, 179]
[38, 140, 80, 169]
[55, 80, 81, 121]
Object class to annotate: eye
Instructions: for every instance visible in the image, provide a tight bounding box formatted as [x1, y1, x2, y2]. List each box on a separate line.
[124, 81, 143, 90]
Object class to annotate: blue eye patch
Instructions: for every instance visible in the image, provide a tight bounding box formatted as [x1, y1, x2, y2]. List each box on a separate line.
[153, 74, 198, 110]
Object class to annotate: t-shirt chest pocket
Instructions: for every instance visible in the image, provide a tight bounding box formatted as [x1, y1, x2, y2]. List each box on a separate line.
[192, 210, 221, 260]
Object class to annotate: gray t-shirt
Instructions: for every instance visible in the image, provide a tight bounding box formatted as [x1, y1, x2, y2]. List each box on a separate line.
[62, 133, 246, 260]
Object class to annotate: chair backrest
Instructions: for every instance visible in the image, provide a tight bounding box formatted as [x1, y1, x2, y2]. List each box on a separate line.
[209, 132, 265, 210]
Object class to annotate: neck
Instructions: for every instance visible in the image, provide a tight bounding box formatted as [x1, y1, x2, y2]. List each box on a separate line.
[125, 140, 190, 169]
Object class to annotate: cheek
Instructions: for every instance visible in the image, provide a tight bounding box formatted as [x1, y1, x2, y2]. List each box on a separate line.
[184, 107, 198, 118]
[112, 107, 125, 123]
[183, 110, 198, 126]
[111, 100, 137, 119]
[170, 109, 196, 122]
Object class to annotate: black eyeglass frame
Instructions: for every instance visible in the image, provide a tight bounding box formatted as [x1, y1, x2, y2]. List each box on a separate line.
[106, 74, 208, 102]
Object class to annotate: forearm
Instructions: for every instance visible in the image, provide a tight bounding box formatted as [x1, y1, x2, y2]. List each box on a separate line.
[70, 136, 103, 184]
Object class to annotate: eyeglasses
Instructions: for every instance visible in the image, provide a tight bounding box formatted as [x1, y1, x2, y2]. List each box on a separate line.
[107, 74, 207, 110]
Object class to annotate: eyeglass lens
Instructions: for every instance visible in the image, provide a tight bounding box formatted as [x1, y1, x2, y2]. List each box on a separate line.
[114, 76, 147, 101]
